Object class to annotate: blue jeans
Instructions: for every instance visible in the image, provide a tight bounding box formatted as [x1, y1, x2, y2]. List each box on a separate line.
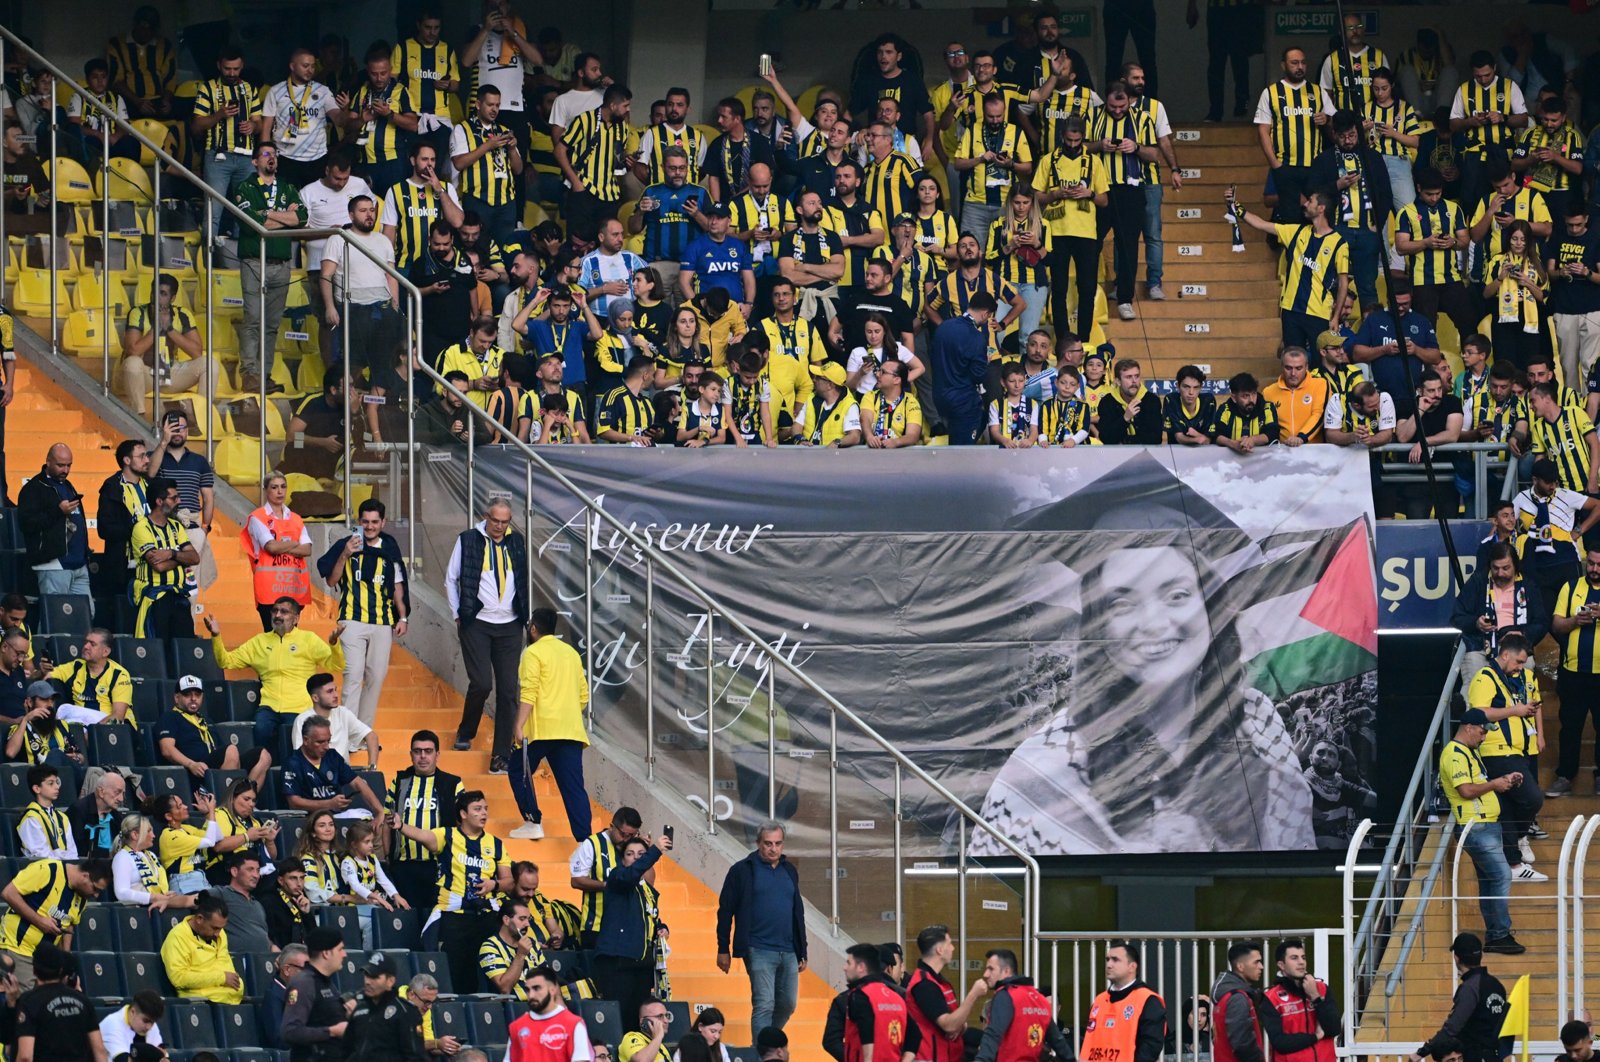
[1014, 283, 1049, 341]
[254, 707, 291, 755]
[1461, 820, 1512, 940]
[1143, 180, 1164, 286]
[202, 153, 257, 238]
[1336, 224, 1383, 308]
[507, 737, 592, 840]
[36, 565, 91, 600]
[746, 947, 799, 1033]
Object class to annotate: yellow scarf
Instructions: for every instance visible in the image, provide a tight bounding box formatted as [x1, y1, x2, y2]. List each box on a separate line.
[1495, 255, 1541, 334]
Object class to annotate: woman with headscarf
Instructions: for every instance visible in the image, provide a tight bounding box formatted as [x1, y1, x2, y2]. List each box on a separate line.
[583, 294, 657, 395]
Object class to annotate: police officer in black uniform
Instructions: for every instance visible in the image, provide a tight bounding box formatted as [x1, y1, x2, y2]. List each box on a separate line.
[345, 952, 427, 1062]
[1411, 934, 1511, 1062]
[282, 928, 353, 1062]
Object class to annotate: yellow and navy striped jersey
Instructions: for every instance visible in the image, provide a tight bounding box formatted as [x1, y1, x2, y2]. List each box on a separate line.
[859, 389, 923, 441]
[1034, 81, 1100, 155]
[757, 315, 827, 366]
[0, 859, 84, 957]
[1329, 151, 1376, 230]
[1467, 664, 1541, 758]
[192, 79, 261, 154]
[385, 179, 454, 270]
[7, 720, 74, 765]
[1556, 577, 1600, 673]
[351, 79, 416, 164]
[562, 108, 630, 203]
[302, 849, 343, 900]
[1164, 394, 1217, 439]
[431, 826, 508, 913]
[106, 35, 176, 103]
[912, 209, 959, 268]
[821, 201, 887, 288]
[210, 808, 273, 873]
[454, 120, 517, 206]
[48, 658, 134, 716]
[112, 476, 151, 560]
[392, 38, 460, 119]
[1258, 80, 1325, 167]
[1514, 123, 1583, 193]
[956, 122, 1031, 207]
[1400, 48, 1444, 93]
[480, 932, 544, 1000]
[578, 830, 623, 931]
[1040, 395, 1092, 444]
[159, 821, 212, 878]
[1323, 46, 1390, 110]
[528, 890, 580, 944]
[1468, 390, 1527, 447]
[1441, 738, 1500, 824]
[928, 267, 1020, 324]
[1090, 107, 1157, 186]
[677, 397, 727, 441]
[333, 546, 404, 626]
[20, 801, 71, 854]
[730, 193, 796, 243]
[871, 244, 940, 318]
[1397, 199, 1467, 285]
[528, 124, 559, 179]
[863, 151, 920, 224]
[1212, 399, 1279, 441]
[1367, 98, 1421, 161]
[1531, 406, 1596, 493]
[597, 386, 654, 439]
[1470, 188, 1551, 280]
[988, 395, 1038, 441]
[130, 516, 194, 602]
[1273, 224, 1350, 318]
[985, 216, 1053, 287]
[641, 123, 707, 185]
[342, 853, 382, 894]
[1315, 362, 1366, 401]
[386, 770, 461, 862]
[521, 388, 589, 443]
[1454, 76, 1522, 156]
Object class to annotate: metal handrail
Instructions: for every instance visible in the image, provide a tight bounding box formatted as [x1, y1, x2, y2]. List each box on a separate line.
[1572, 816, 1600, 1020]
[0, 25, 426, 552]
[1381, 815, 1454, 999]
[1347, 642, 1464, 1030]
[409, 355, 1045, 969]
[1557, 815, 1587, 1021]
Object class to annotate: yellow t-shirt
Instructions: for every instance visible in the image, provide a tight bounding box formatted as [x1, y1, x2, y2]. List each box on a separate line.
[1031, 150, 1107, 240]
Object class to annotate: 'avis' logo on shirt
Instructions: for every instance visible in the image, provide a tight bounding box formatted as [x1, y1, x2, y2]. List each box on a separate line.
[702, 257, 742, 275]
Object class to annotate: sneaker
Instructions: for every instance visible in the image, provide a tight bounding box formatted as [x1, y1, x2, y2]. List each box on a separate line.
[1518, 837, 1536, 864]
[1147, 284, 1166, 301]
[510, 821, 545, 840]
[1117, 302, 1137, 320]
[489, 755, 508, 775]
[1510, 863, 1548, 883]
[1483, 935, 1527, 955]
[1548, 776, 1573, 797]
[1526, 820, 1549, 839]
[453, 737, 471, 751]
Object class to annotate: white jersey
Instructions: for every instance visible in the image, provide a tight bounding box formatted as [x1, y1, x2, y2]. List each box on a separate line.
[261, 79, 340, 161]
[472, 25, 527, 112]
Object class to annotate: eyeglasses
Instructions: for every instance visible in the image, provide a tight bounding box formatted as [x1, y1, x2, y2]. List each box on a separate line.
[946, 49, 966, 58]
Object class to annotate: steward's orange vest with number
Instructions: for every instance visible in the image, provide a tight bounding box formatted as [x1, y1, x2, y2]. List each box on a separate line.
[1081, 985, 1161, 1062]
[242, 505, 311, 606]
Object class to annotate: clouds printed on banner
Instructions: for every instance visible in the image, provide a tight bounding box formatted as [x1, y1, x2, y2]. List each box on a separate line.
[1169, 446, 1376, 538]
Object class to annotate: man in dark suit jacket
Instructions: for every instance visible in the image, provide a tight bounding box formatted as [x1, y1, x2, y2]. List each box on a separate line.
[68, 769, 129, 857]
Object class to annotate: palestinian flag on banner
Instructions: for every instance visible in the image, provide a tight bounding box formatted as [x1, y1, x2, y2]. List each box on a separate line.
[1241, 520, 1379, 701]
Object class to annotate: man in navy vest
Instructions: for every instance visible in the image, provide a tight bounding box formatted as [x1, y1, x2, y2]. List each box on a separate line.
[446, 499, 528, 774]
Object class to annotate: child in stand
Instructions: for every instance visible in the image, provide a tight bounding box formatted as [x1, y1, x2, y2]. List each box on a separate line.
[17, 764, 75, 859]
[677, 372, 731, 447]
[340, 819, 406, 949]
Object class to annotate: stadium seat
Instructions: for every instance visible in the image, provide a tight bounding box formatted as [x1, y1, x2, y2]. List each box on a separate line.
[728, 1048, 760, 1062]
[215, 721, 253, 750]
[275, 812, 305, 857]
[72, 270, 132, 317]
[73, 904, 118, 952]
[61, 307, 113, 355]
[233, 1048, 277, 1062]
[133, 678, 176, 724]
[204, 768, 245, 800]
[0, 828, 13, 857]
[36, 632, 81, 669]
[39, 594, 93, 635]
[663, 1001, 691, 1032]
[170, 637, 224, 681]
[166, 1001, 221, 1049]
[127, 119, 166, 166]
[142, 764, 190, 801]
[413, 952, 452, 995]
[111, 903, 158, 951]
[213, 434, 265, 486]
[88, 722, 141, 767]
[224, 680, 262, 723]
[104, 157, 155, 204]
[214, 1003, 262, 1047]
[335, 950, 366, 995]
[0, 506, 22, 551]
[578, 1000, 622, 1047]
[1, 763, 36, 809]
[543, 950, 582, 983]
[428, 1001, 469, 1045]
[12, 267, 74, 317]
[77, 951, 124, 1001]
[464, 1000, 507, 1044]
[239, 952, 279, 1001]
[115, 636, 170, 679]
[119, 951, 165, 997]
[370, 908, 420, 951]
[317, 904, 363, 948]
[45, 157, 97, 205]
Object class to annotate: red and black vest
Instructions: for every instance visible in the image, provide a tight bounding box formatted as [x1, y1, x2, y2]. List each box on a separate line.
[1212, 986, 1263, 1062]
[845, 979, 909, 1062]
[1260, 981, 1336, 1062]
[995, 981, 1055, 1062]
[906, 964, 962, 1062]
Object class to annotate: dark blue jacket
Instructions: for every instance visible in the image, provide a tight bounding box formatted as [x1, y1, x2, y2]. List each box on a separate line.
[716, 850, 806, 961]
[930, 315, 988, 407]
[595, 844, 663, 961]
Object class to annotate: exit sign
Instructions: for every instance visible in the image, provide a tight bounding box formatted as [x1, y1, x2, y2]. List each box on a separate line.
[1275, 10, 1377, 36]
[1058, 10, 1093, 38]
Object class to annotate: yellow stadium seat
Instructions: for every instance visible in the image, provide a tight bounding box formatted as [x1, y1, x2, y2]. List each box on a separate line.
[201, 268, 246, 320]
[734, 84, 771, 118]
[44, 158, 96, 205]
[175, 79, 201, 101]
[523, 202, 551, 230]
[213, 434, 263, 486]
[282, 472, 322, 499]
[796, 84, 837, 119]
[61, 308, 112, 355]
[12, 267, 73, 316]
[71, 271, 131, 317]
[100, 158, 155, 204]
[447, 94, 465, 125]
[132, 271, 199, 310]
[269, 357, 303, 398]
[693, 123, 718, 147]
[294, 348, 327, 396]
[615, 199, 637, 235]
[128, 119, 168, 166]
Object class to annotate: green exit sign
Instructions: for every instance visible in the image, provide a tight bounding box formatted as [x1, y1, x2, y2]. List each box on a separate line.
[1274, 10, 1377, 36]
[1059, 9, 1092, 38]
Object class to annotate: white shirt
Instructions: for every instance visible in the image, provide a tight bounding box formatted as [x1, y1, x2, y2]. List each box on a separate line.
[301, 174, 375, 267]
[1323, 391, 1397, 433]
[99, 1006, 164, 1059]
[1450, 79, 1528, 122]
[247, 504, 313, 553]
[503, 1005, 592, 1062]
[989, 396, 1041, 429]
[18, 809, 77, 860]
[261, 78, 339, 161]
[471, 27, 527, 111]
[292, 703, 374, 758]
[322, 228, 396, 306]
[113, 847, 173, 904]
[846, 343, 915, 395]
[550, 88, 603, 131]
[579, 249, 641, 316]
[445, 522, 518, 624]
[568, 834, 603, 879]
[1137, 97, 1172, 139]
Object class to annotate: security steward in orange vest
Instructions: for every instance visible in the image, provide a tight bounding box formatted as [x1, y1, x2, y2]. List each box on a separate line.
[825, 944, 921, 1062]
[975, 948, 1073, 1062]
[1210, 942, 1266, 1062]
[1260, 938, 1341, 1062]
[1079, 942, 1167, 1062]
[906, 924, 987, 1062]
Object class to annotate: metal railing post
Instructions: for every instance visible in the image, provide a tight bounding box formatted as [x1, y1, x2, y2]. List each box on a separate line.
[466, 412, 476, 513]
[584, 504, 594, 713]
[893, 763, 903, 953]
[341, 238, 352, 522]
[150, 162, 161, 435]
[1475, 452, 1487, 517]
[1451, 819, 1473, 942]
[705, 608, 716, 835]
[524, 459, 535, 611]
[956, 818, 967, 972]
[100, 108, 110, 391]
[830, 709, 839, 934]
[406, 291, 418, 569]
[0, 34, 7, 303]
[1343, 818, 1374, 1047]
[47, 109, 56, 354]
[766, 654, 776, 822]
[1573, 816, 1600, 1019]
[257, 238, 267, 487]
[203, 197, 214, 465]
[1558, 816, 1585, 1023]
[644, 559, 654, 782]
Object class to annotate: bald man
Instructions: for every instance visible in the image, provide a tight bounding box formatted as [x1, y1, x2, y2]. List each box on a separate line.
[731, 162, 796, 311]
[18, 444, 92, 601]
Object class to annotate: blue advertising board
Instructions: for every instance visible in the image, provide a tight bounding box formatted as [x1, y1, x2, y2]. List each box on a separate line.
[1376, 519, 1487, 631]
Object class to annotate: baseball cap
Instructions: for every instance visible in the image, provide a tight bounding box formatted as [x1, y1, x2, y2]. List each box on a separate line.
[1316, 330, 1346, 350]
[177, 675, 204, 692]
[891, 212, 915, 227]
[25, 680, 55, 700]
[1460, 708, 1490, 727]
[810, 362, 847, 387]
[756, 1028, 789, 1051]
[703, 202, 731, 218]
[363, 952, 397, 977]
[1450, 932, 1483, 959]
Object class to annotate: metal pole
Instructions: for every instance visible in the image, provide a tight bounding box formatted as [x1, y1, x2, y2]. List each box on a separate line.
[584, 504, 594, 707]
[1342, 818, 1374, 1049]
[467, 411, 476, 514]
[406, 290, 418, 569]
[1573, 816, 1600, 1019]
[956, 818, 967, 973]
[204, 198, 214, 467]
[47, 108, 57, 354]
[830, 709, 839, 934]
[1559, 816, 1586, 1022]
[1475, 452, 1487, 518]
[100, 107, 110, 391]
[705, 608, 717, 835]
[524, 459, 535, 608]
[766, 651, 776, 821]
[893, 763, 903, 953]
[0, 35, 7, 303]
[257, 238, 267, 487]
[644, 559, 654, 782]
[341, 237, 352, 523]
[150, 163, 161, 436]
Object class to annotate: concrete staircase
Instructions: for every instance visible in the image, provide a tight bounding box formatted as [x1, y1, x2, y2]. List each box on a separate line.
[1105, 123, 1284, 384]
[6, 350, 833, 1048]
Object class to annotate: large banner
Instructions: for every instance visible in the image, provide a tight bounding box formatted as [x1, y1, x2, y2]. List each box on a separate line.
[1376, 519, 1487, 630]
[448, 446, 1380, 860]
